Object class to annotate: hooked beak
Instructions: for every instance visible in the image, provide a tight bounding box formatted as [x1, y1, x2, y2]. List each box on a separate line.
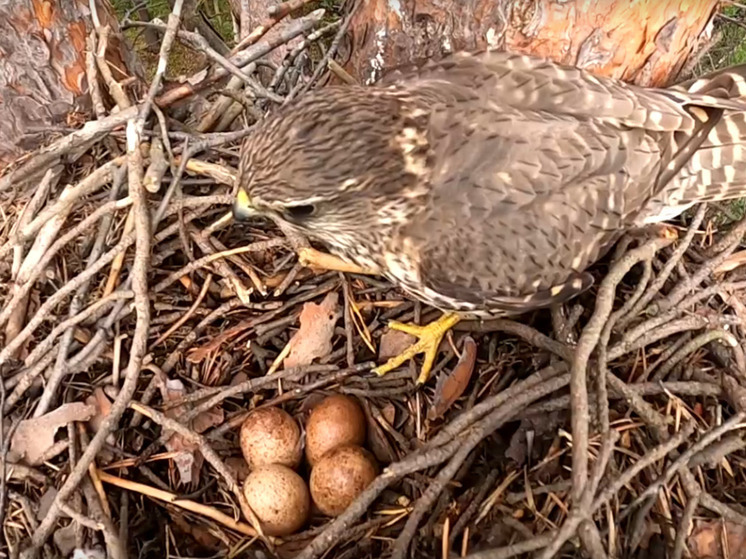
[232, 188, 259, 221]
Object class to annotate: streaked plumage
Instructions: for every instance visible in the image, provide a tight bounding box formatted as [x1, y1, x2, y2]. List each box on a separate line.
[234, 49, 746, 318]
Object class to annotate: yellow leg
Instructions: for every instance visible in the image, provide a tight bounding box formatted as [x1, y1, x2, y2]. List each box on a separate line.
[373, 312, 462, 385]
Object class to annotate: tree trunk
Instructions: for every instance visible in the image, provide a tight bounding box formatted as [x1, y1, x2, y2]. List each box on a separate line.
[0, 0, 142, 170]
[340, 0, 719, 87]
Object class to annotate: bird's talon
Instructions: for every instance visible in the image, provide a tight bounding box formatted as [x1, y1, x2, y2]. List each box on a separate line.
[386, 320, 427, 337]
[372, 312, 461, 384]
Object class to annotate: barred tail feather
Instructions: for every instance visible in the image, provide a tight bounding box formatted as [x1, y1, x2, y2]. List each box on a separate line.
[645, 64, 746, 223]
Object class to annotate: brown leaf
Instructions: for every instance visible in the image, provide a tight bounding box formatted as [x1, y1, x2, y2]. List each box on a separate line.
[192, 406, 224, 434]
[10, 402, 96, 465]
[380, 402, 396, 426]
[186, 318, 254, 364]
[378, 328, 416, 360]
[161, 379, 203, 485]
[225, 456, 251, 483]
[689, 520, 746, 559]
[363, 402, 397, 465]
[428, 336, 477, 420]
[86, 387, 112, 434]
[714, 250, 746, 275]
[230, 371, 249, 386]
[37, 487, 58, 521]
[53, 522, 77, 557]
[284, 291, 341, 368]
[170, 513, 222, 551]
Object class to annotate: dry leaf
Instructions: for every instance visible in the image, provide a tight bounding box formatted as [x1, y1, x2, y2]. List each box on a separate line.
[171, 513, 222, 550]
[380, 402, 396, 426]
[158, 379, 225, 485]
[428, 336, 477, 420]
[284, 292, 341, 368]
[378, 329, 416, 360]
[86, 387, 112, 434]
[37, 487, 58, 521]
[225, 456, 251, 483]
[714, 250, 746, 274]
[161, 379, 203, 485]
[689, 520, 746, 559]
[53, 523, 77, 557]
[186, 319, 254, 364]
[230, 371, 249, 386]
[362, 401, 397, 464]
[10, 402, 95, 466]
[192, 406, 224, 434]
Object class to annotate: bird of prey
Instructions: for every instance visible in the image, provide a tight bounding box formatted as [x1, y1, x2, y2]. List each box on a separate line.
[232, 49, 746, 384]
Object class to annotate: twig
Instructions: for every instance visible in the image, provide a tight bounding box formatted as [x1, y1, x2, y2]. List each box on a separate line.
[390, 374, 572, 559]
[659, 214, 746, 312]
[622, 413, 746, 516]
[127, 401, 266, 538]
[40, 168, 127, 417]
[291, 0, 359, 99]
[535, 422, 696, 559]
[297, 373, 571, 559]
[152, 238, 286, 293]
[232, 0, 317, 52]
[138, 0, 183, 126]
[653, 328, 744, 381]
[578, 520, 608, 559]
[59, 503, 105, 532]
[23, 47, 155, 554]
[156, 9, 326, 107]
[570, 237, 673, 502]
[0, 231, 135, 368]
[95, 26, 132, 110]
[455, 319, 573, 361]
[460, 534, 555, 559]
[96, 470, 261, 538]
[0, 196, 132, 333]
[672, 489, 700, 559]
[152, 275, 212, 346]
[618, 204, 708, 328]
[126, 21, 282, 103]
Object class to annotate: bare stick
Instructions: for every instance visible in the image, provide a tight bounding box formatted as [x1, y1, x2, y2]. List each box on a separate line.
[97, 470, 260, 538]
[23, 69, 155, 559]
[128, 401, 265, 538]
[570, 237, 673, 502]
[389, 374, 572, 559]
[617, 203, 707, 328]
[156, 10, 325, 107]
[653, 328, 745, 381]
[672, 490, 700, 559]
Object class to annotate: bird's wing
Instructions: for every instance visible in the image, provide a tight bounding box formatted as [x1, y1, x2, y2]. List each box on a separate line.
[378, 51, 744, 314]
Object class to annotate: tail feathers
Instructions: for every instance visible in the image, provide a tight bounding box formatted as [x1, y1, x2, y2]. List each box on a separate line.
[659, 65, 746, 212]
[674, 63, 746, 99]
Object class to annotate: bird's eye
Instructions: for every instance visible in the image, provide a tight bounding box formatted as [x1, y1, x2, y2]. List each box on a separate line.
[283, 204, 316, 220]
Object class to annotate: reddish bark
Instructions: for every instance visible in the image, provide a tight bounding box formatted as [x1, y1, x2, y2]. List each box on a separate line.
[0, 0, 141, 169]
[341, 0, 719, 87]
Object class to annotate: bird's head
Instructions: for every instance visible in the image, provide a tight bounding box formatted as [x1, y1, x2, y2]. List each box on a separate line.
[232, 86, 433, 263]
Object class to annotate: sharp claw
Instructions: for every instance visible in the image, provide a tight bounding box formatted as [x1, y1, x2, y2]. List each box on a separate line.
[373, 312, 461, 385]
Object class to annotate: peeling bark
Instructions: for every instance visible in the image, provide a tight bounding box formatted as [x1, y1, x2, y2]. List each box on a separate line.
[341, 0, 719, 87]
[225, 0, 303, 68]
[0, 0, 142, 170]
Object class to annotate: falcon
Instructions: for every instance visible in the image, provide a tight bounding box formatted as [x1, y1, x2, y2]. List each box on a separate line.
[232, 49, 746, 384]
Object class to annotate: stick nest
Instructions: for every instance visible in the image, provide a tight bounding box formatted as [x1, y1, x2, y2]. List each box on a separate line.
[3, 2, 746, 559]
